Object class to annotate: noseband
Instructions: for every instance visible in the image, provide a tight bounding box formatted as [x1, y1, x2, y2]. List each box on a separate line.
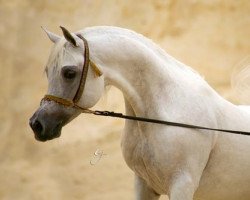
[42, 34, 97, 112]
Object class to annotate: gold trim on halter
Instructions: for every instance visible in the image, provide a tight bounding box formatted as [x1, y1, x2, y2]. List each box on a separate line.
[42, 94, 94, 114]
[90, 60, 103, 77]
[43, 95, 74, 107]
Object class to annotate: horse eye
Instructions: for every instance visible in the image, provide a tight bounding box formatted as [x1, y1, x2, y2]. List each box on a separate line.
[62, 68, 76, 80]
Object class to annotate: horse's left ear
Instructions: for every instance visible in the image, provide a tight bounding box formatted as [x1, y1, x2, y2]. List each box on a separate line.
[60, 26, 79, 47]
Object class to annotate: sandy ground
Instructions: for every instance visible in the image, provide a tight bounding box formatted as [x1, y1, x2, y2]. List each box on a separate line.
[0, 0, 250, 199]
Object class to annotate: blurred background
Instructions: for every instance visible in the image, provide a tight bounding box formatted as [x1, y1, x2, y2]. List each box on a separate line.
[0, 0, 249, 199]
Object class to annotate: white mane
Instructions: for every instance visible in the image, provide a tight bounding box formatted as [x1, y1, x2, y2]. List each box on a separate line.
[45, 39, 66, 73]
[47, 26, 203, 83]
[80, 26, 201, 77]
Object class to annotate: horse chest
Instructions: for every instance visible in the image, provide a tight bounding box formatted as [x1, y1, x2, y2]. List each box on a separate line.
[121, 124, 143, 170]
[121, 123, 168, 193]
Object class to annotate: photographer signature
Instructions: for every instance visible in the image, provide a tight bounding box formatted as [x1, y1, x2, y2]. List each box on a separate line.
[90, 149, 107, 165]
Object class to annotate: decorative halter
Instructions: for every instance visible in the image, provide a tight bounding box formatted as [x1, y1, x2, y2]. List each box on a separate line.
[42, 34, 101, 112]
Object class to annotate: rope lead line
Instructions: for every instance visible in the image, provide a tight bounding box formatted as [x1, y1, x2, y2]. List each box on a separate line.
[89, 110, 250, 136]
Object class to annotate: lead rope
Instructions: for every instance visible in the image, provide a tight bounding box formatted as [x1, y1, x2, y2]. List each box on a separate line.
[77, 108, 250, 136]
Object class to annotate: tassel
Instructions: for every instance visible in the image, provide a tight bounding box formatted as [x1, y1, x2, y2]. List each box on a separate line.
[90, 60, 103, 77]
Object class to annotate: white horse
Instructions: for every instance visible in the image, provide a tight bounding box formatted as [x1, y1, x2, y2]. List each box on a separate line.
[30, 26, 250, 200]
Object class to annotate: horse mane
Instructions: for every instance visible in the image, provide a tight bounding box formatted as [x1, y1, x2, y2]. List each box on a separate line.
[81, 26, 202, 78]
[45, 38, 82, 75]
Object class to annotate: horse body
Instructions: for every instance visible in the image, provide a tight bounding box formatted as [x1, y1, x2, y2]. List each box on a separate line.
[81, 27, 250, 199]
[30, 26, 250, 200]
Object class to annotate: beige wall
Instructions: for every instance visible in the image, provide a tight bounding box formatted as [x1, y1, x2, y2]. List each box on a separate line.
[0, 1, 249, 199]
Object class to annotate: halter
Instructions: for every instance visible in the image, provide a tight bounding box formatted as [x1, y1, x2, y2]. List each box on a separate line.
[41, 35, 250, 136]
[42, 34, 100, 112]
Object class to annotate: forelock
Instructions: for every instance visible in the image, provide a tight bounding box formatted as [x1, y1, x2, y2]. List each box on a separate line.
[45, 39, 66, 73]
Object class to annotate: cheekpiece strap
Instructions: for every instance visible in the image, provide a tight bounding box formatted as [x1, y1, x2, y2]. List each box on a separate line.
[73, 34, 90, 103]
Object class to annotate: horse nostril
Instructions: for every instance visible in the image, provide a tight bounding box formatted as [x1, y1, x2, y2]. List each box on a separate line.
[30, 119, 43, 135]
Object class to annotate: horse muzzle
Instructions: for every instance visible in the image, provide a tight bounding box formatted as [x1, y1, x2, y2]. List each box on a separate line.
[29, 101, 79, 142]
[29, 109, 62, 142]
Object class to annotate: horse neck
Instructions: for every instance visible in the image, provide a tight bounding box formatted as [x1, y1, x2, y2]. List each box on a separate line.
[86, 28, 212, 117]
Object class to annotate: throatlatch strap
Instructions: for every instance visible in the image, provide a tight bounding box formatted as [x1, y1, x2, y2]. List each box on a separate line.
[90, 60, 103, 77]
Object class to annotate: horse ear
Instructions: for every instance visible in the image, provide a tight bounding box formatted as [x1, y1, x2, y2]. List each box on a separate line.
[60, 26, 77, 47]
[41, 26, 60, 43]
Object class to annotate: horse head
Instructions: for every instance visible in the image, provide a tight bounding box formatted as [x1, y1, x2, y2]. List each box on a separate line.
[29, 26, 104, 141]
